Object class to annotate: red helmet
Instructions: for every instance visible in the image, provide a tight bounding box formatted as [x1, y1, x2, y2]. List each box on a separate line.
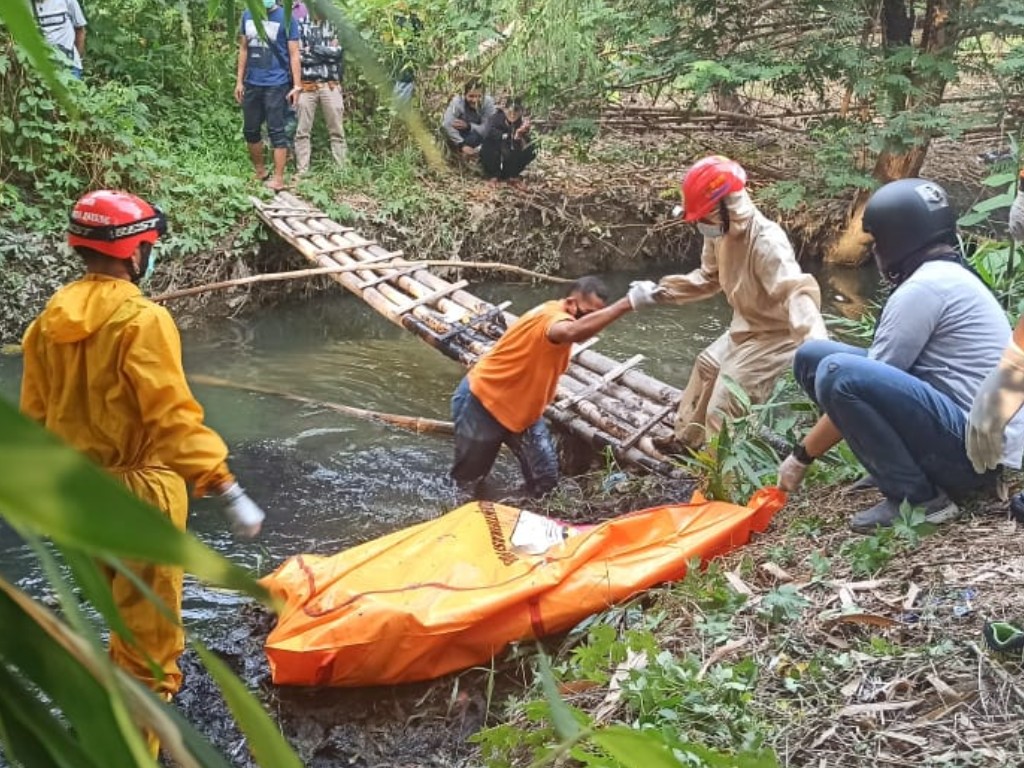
[67, 190, 167, 259]
[679, 155, 747, 222]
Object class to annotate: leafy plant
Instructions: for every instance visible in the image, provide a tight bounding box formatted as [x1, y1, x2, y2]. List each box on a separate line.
[0, 400, 301, 765]
[757, 586, 810, 625]
[839, 502, 935, 577]
[475, 649, 780, 768]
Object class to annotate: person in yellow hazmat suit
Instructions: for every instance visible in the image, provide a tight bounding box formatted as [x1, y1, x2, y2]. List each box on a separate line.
[19, 190, 265, 753]
[648, 155, 828, 449]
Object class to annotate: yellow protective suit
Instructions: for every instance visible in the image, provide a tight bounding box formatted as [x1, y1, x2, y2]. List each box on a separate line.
[20, 274, 234, 698]
[659, 191, 827, 446]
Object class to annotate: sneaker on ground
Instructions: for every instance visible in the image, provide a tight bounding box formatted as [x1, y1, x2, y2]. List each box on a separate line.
[842, 474, 878, 495]
[849, 492, 959, 534]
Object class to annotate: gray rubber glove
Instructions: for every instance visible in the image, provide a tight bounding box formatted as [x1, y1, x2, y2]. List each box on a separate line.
[966, 340, 1024, 472]
[627, 280, 662, 310]
[1010, 185, 1024, 243]
[220, 483, 266, 538]
[777, 453, 810, 492]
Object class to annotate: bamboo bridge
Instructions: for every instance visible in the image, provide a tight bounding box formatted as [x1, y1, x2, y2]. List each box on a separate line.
[252, 192, 684, 478]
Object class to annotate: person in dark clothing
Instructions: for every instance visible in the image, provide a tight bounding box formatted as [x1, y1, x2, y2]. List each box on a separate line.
[480, 96, 536, 181]
[441, 79, 495, 157]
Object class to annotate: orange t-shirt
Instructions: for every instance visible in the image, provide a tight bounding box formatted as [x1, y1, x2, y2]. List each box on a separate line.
[468, 300, 573, 432]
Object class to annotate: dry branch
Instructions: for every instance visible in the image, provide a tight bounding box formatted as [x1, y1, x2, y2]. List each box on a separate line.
[189, 374, 453, 436]
[152, 259, 567, 303]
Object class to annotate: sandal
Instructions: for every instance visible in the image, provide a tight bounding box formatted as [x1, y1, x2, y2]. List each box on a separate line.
[983, 620, 1024, 653]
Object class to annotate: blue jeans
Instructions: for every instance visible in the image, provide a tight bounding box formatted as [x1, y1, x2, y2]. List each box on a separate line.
[450, 376, 559, 497]
[794, 340, 993, 505]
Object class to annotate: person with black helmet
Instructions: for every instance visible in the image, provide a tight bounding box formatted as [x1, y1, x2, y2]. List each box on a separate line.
[776, 178, 1024, 532]
[20, 190, 267, 756]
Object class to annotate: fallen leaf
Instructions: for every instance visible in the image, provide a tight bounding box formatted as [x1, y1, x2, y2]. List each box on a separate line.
[839, 700, 921, 717]
[822, 613, 901, 630]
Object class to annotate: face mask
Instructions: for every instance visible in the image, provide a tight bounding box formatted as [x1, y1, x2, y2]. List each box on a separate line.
[131, 243, 156, 285]
[263, 0, 276, 9]
[697, 222, 724, 239]
[143, 249, 158, 281]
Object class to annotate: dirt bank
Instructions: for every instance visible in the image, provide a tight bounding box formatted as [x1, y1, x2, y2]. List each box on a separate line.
[1, 131, 1008, 344]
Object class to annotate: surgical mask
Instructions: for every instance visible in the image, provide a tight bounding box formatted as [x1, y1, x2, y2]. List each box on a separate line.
[263, 0, 276, 8]
[131, 243, 156, 285]
[697, 222, 724, 239]
[143, 249, 158, 281]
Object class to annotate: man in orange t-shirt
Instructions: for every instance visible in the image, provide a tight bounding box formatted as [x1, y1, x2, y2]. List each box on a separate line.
[450, 275, 658, 497]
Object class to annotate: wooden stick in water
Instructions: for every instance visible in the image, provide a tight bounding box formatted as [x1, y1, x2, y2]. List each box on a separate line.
[189, 374, 454, 436]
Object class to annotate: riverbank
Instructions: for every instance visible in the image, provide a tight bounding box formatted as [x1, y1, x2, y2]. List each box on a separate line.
[1, 128, 1005, 345]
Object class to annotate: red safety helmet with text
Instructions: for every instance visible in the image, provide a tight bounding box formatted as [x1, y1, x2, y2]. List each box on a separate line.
[679, 155, 747, 222]
[68, 190, 167, 259]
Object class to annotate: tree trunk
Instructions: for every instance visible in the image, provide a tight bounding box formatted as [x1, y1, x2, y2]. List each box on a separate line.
[827, 0, 960, 265]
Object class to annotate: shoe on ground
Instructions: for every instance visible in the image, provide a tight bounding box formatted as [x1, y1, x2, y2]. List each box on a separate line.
[849, 492, 959, 534]
[842, 474, 878, 495]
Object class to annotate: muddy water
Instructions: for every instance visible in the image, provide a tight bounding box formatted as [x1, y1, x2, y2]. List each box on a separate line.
[0, 266, 876, 765]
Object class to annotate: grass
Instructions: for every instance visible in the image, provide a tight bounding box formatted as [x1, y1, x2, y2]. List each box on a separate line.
[472, 477, 1024, 767]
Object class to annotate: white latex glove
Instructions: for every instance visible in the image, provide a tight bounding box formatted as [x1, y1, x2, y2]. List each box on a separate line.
[627, 280, 662, 310]
[220, 483, 266, 538]
[966, 340, 1024, 472]
[777, 453, 810, 492]
[1010, 185, 1024, 243]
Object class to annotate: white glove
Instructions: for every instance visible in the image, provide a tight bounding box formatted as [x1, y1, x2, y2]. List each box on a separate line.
[219, 483, 266, 538]
[777, 453, 810, 492]
[627, 280, 662, 311]
[966, 340, 1024, 472]
[1010, 185, 1024, 243]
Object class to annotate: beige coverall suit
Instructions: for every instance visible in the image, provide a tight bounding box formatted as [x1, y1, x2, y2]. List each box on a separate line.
[658, 191, 827, 446]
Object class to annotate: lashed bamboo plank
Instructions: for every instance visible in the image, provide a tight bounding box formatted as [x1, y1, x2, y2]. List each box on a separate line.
[556, 374, 675, 444]
[620, 402, 678, 450]
[564, 363, 670, 420]
[555, 354, 645, 410]
[359, 267, 422, 289]
[395, 281, 470, 316]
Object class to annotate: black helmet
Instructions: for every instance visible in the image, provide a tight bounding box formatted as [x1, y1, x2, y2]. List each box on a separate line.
[862, 178, 957, 277]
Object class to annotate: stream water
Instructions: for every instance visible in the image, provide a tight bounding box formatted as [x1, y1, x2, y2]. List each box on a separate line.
[0, 265, 878, 764]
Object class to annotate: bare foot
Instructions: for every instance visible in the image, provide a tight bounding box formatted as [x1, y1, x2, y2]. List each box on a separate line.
[253, 169, 270, 183]
[264, 177, 287, 191]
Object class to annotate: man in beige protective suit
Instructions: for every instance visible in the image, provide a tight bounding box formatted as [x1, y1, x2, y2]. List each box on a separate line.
[652, 155, 828, 448]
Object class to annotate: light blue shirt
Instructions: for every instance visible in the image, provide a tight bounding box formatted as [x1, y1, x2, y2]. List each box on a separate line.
[870, 259, 1024, 467]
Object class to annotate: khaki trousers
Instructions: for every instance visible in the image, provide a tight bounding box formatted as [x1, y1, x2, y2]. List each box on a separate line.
[295, 84, 347, 173]
[675, 330, 798, 447]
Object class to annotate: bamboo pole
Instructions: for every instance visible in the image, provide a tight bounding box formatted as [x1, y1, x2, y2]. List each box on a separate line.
[151, 260, 564, 303]
[189, 375, 454, 435]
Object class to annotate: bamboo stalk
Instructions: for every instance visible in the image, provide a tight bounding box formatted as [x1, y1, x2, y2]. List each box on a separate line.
[189, 375, 454, 435]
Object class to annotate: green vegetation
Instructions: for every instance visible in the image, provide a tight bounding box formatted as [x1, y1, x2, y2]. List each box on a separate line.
[0, 400, 303, 766]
